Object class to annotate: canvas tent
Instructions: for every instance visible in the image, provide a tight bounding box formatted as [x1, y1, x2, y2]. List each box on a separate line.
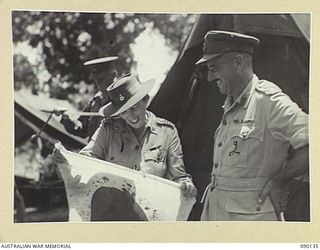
[149, 14, 310, 220]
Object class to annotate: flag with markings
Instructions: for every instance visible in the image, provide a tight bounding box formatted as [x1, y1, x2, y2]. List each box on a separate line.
[56, 143, 196, 221]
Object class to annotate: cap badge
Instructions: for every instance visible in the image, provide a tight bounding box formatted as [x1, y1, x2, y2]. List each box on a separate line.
[119, 94, 125, 102]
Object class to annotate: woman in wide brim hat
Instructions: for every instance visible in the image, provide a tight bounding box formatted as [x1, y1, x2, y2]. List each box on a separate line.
[80, 74, 197, 212]
[99, 73, 155, 117]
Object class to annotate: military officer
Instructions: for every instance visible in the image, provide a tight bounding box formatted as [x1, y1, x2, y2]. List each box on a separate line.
[197, 30, 309, 221]
[80, 73, 197, 199]
[60, 56, 118, 140]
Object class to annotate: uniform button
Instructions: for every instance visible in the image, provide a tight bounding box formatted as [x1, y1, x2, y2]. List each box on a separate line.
[218, 142, 222, 147]
[110, 156, 114, 161]
[214, 163, 219, 168]
[222, 120, 227, 125]
[135, 145, 140, 150]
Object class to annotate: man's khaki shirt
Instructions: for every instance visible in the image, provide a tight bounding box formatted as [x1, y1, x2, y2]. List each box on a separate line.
[201, 74, 308, 220]
[213, 74, 308, 179]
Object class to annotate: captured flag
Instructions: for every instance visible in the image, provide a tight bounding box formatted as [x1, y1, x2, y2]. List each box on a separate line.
[56, 143, 196, 221]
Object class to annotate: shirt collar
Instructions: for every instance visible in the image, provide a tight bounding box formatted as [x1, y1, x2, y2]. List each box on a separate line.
[223, 74, 258, 110]
[118, 111, 157, 135]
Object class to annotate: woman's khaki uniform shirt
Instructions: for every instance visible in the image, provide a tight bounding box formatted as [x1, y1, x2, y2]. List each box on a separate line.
[80, 111, 192, 183]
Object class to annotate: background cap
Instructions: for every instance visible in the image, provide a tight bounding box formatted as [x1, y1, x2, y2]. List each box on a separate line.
[83, 56, 119, 66]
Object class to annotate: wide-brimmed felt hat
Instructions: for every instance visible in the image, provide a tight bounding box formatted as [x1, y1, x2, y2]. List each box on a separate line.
[99, 74, 155, 117]
[196, 30, 260, 65]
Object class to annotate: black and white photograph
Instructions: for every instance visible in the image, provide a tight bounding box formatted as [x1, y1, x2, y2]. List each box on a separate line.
[12, 11, 310, 225]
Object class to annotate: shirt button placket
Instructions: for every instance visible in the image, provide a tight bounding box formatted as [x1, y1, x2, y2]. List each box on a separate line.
[213, 115, 226, 176]
[216, 117, 227, 176]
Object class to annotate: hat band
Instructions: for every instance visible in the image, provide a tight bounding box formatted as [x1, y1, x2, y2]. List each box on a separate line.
[109, 81, 142, 105]
[204, 40, 255, 56]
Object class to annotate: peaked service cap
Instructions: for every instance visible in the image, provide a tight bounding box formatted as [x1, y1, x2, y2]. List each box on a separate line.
[196, 30, 260, 65]
[83, 56, 119, 66]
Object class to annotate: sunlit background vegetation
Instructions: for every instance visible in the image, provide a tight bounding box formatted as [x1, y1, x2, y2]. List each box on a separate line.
[13, 12, 196, 110]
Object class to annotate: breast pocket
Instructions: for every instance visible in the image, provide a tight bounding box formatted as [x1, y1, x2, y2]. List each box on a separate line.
[108, 145, 129, 166]
[142, 146, 167, 177]
[224, 122, 264, 168]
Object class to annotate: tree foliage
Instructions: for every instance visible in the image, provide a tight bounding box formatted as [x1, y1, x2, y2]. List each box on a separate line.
[12, 11, 196, 100]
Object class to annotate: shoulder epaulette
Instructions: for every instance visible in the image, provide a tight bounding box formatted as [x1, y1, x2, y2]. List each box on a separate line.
[156, 118, 175, 128]
[255, 80, 282, 95]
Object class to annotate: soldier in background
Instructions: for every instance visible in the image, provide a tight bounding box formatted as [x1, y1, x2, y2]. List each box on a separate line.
[60, 56, 118, 140]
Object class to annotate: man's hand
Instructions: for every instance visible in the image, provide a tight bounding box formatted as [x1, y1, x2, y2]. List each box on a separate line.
[53, 109, 66, 116]
[52, 148, 68, 165]
[180, 181, 197, 198]
[258, 146, 309, 221]
[258, 176, 283, 220]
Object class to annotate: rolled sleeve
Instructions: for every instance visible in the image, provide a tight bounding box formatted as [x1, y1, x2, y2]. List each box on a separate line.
[267, 92, 309, 149]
